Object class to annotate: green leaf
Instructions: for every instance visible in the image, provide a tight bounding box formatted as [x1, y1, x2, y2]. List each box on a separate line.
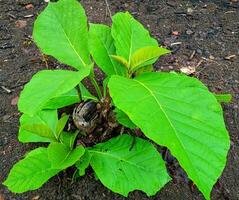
[18, 69, 90, 115]
[75, 150, 92, 176]
[56, 114, 69, 139]
[3, 147, 60, 193]
[89, 134, 170, 196]
[44, 89, 80, 109]
[135, 64, 153, 76]
[48, 143, 85, 169]
[89, 24, 126, 76]
[44, 84, 97, 109]
[60, 131, 79, 149]
[33, 0, 90, 70]
[130, 46, 170, 72]
[214, 93, 232, 103]
[108, 73, 230, 200]
[112, 12, 158, 62]
[19, 110, 58, 143]
[114, 108, 136, 129]
[103, 76, 110, 97]
[79, 83, 98, 101]
[110, 55, 129, 68]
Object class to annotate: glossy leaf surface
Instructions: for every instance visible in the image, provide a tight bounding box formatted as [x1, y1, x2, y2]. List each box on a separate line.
[33, 0, 90, 70]
[108, 73, 230, 199]
[112, 12, 158, 62]
[19, 110, 58, 143]
[89, 134, 170, 196]
[18, 69, 89, 115]
[3, 148, 60, 193]
[48, 143, 85, 169]
[89, 24, 126, 76]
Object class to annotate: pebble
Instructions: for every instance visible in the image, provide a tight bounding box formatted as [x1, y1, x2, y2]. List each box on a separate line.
[196, 48, 203, 55]
[187, 8, 193, 15]
[186, 29, 194, 35]
[209, 55, 215, 60]
[3, 115, 11, 122]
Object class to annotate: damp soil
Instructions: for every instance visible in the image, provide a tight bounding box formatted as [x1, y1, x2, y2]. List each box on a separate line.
[1, 0, 239, 200]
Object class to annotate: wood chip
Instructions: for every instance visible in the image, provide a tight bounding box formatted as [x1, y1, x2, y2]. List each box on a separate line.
[0, 193, 5, 200]
[1, 86, 12, 93]
[189, 50, 196, 60]
[11, 96, 19, 106]
[24, 14, 34, 18]
[196, 60, 204, 67]
[180, 66, 196, 75]
[224, 55, 236, 60]
[170, 42, 182, 46]
[172, 31, 180, 36]
[15, 20, 27, 28]
[32, 195, 40, 200]
[25, 4, 34, 9]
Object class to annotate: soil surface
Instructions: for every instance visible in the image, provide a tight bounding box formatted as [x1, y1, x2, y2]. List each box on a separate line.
[1, 0, 239, 200]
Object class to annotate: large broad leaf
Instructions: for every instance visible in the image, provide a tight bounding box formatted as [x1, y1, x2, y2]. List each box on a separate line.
[108, 73, 230, 200]
[44, 89, 80, 109]
[48, 143, 85, 169]
[19, 110, 58, 143]
[130, 46, 170, 72]
[114, 108, 136, 129]
[33, 0, 90, 70]
[18, 69, 89, 115]
[89, 134, 170, 196]
[112, 12, 158, 62]
[44, 83, 97, 109]
[3, 148, 60, 193]
[89, 24, 126, 76]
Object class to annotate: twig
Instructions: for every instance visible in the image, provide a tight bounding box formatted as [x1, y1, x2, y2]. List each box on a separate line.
[196, 59, 203, 67]
[104, 0, 112, 19]
[1, 86, 12, 93]
[170, 42, 182, 46]
[189, 50, 196, 60]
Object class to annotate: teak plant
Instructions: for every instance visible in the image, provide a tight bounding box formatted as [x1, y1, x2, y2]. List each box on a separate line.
[4, 0, 232, 199]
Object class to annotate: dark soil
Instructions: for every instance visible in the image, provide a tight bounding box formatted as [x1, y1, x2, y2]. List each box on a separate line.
[1, 0, 239, 200]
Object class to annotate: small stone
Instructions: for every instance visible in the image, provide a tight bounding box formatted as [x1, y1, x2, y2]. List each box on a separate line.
[168, 66, 174, 70]
[3, 115, 11, 122]
[196, 48, 203, 55]
[186, 29, 194, 35]
[209, 55, 215, 60]
[187, 8, 193, 15]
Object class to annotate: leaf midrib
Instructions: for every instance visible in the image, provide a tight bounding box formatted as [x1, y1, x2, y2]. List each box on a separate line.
[133, 79, 202, 187]
[97, 33, 118, 75]
[51, 7, 86, 67]
[89, 149, 150, 171]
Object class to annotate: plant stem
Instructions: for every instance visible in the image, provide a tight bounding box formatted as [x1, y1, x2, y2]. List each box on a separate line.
[75, 84, 82, 101]
[90, 74, 103, 100]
